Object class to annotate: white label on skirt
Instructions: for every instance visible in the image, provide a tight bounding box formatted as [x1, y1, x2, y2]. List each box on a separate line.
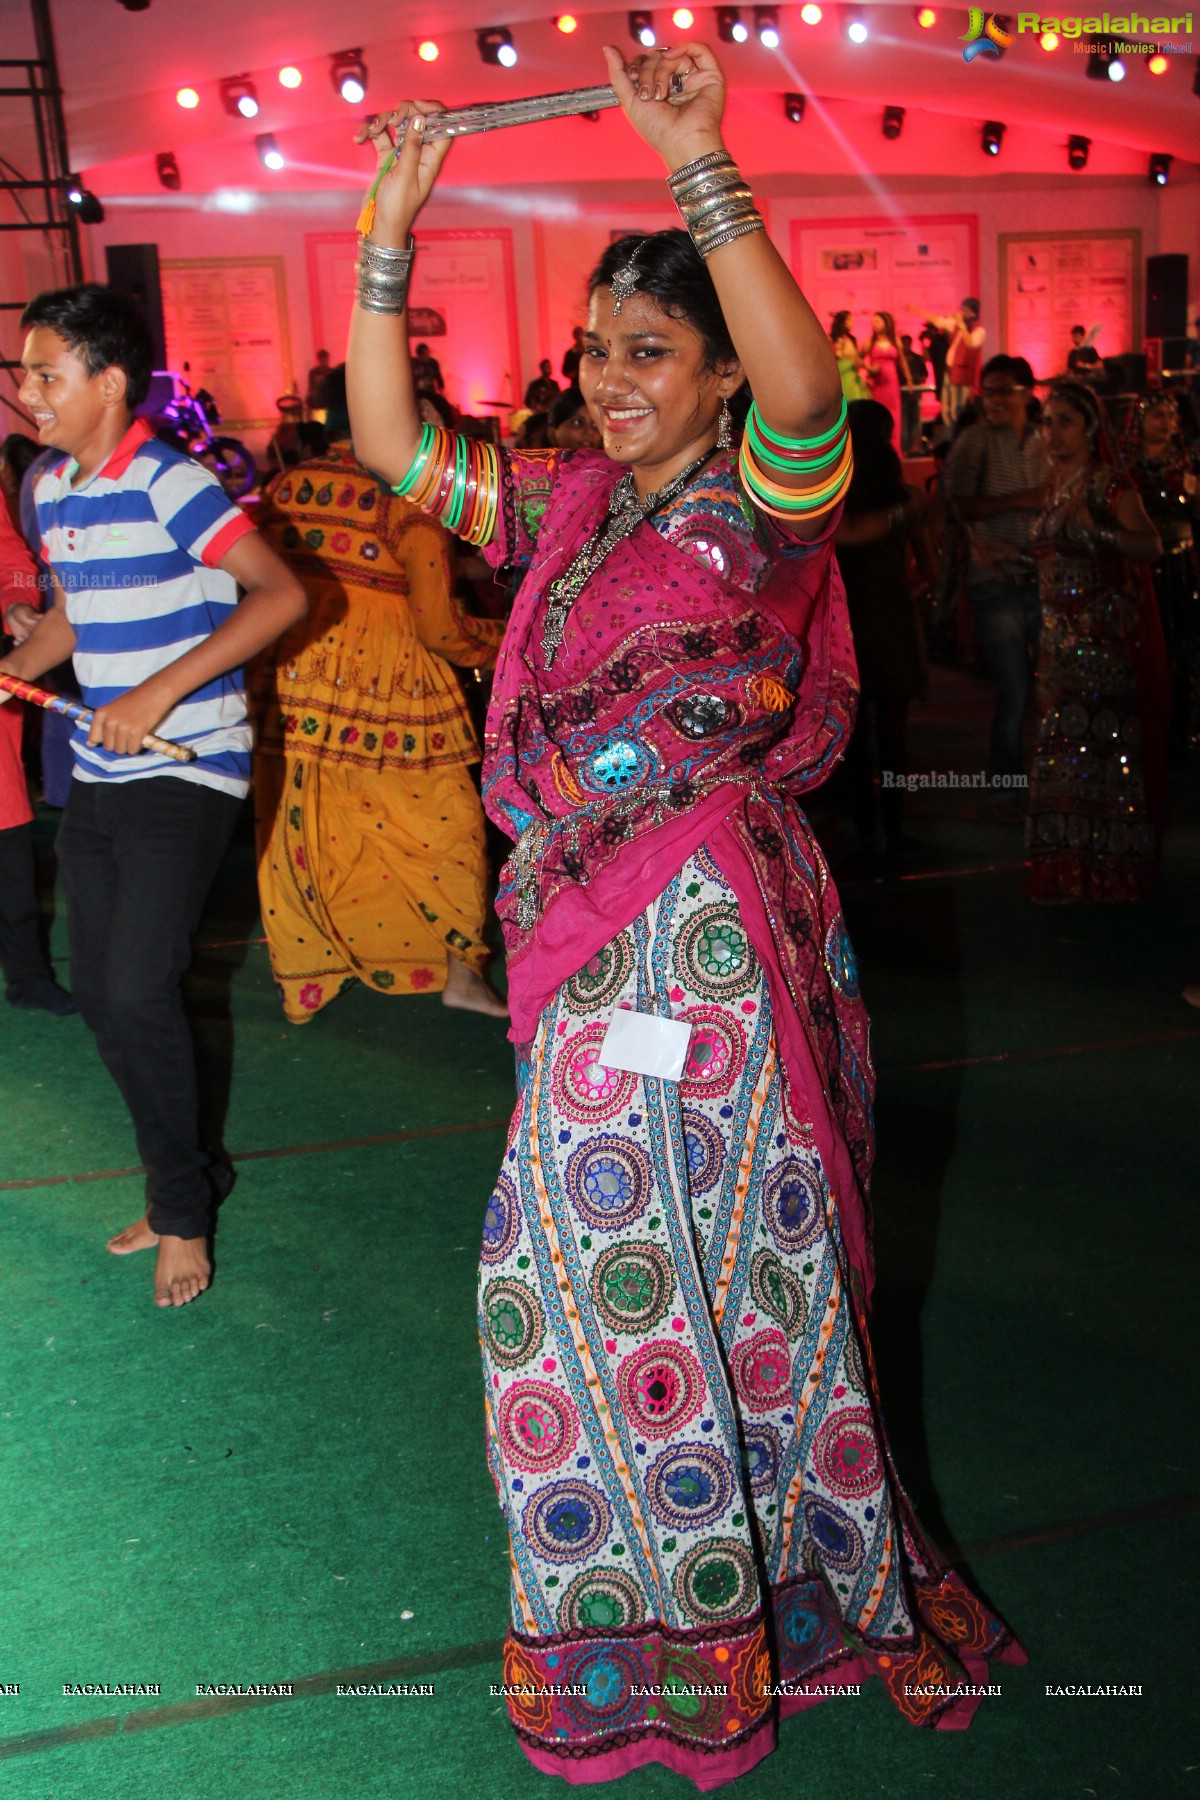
[599, 1006, 692, 1082]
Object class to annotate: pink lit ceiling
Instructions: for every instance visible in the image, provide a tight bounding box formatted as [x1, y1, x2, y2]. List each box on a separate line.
[1, 0, 1196, 195]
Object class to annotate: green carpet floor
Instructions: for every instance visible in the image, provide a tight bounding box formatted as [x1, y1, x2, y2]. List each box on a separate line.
[1, 661, 1195, 1800]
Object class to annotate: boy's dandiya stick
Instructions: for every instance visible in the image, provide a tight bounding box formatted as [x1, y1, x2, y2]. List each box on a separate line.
[0, 673, 197, 764]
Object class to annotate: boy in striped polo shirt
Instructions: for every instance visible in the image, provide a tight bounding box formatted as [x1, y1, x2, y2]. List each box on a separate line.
[0, 284, 306, 1308]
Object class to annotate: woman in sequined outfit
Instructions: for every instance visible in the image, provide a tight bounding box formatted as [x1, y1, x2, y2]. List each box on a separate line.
[348, 40, 1021, 1788]
[1026, 381, 1165, 904]
[1120, 393, 1200, 762]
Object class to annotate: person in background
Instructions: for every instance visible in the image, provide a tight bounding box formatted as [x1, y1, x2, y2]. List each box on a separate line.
[1066, 325, 1101, 383]
[920, 318, 951, 404]
[523, 358, 560, 413]
[1026, 379, 1165, 904]
[412, 342, 444, 395]
[547, 383, 602, 450]
[899, 334, 928, 454]
[265, 393, 327, 477]
[0, 500, 76, 1015]
[935, 298, 985, 426]
[834, 399, 929, 856]
[253, 367, 507, 1020]
[830, 309, 870, 403]
[862, 310, 910, 450]
[560, 324, 586, 383]
[1119, 391, 1200, 762]
[305, 348, 332, 417]
[944, 354, 1048, 817]
[0, 282, 307, 1308]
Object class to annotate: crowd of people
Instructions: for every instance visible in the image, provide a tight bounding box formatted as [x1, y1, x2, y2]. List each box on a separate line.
[0, 31, 1195, 1792]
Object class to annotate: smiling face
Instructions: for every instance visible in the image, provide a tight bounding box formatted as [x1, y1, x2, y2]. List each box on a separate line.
[579, 288, 740, 493]
[19, 326, 127, 466]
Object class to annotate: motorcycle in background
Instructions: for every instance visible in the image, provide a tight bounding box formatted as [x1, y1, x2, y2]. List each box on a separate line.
[143, 367, 258, 499]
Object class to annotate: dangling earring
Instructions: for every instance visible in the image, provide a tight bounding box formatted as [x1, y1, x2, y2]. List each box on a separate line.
[717, 397, 733, 451]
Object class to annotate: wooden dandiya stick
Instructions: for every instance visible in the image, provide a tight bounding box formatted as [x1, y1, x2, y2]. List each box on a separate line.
[357, 84, 621, 235]
[0, 674, 197, 764]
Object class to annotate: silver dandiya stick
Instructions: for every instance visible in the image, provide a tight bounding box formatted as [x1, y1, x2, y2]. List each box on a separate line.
[357, 85, 621, 232]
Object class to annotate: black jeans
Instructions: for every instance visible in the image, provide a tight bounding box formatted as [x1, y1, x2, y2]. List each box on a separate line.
[0, 822, 52, 992]
[57, 777, 241, 1239]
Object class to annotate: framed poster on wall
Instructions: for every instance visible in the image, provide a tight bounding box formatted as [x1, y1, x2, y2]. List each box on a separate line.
[160, 257, 291, 430]
[306, 228, 522, 419]
[1000, 231, 1140, 382]
[789, 215, 978, 348]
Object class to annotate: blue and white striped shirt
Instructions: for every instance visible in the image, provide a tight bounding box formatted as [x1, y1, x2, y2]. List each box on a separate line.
[34, 419, 255, 796]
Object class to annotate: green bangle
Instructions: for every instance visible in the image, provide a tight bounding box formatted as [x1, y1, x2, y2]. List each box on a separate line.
[740, 465, 848, 514]
[745, 408, 847, 475]
[749, 397, 848, 453]
[443, 432, 470, 534]
[393, 422, 436, 498]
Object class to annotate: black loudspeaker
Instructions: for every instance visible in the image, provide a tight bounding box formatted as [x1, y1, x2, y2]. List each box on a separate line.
[1102, 352, 1148, 393]
[105, 242, 166, 369]
[1146, 253, 1188, 340]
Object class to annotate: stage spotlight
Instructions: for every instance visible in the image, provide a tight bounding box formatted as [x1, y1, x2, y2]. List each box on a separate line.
[477, 26, 518, 65]
[221, 76, 259, 119]
[846, 9, 869, 44]
[1040, 29, 1059, 47]
[915, 6, 937, 25]
[279, 66, 302, 89]
[756, 8, 781, 47]
[555, 14, 578, 30]
[1107, 54, 1125, 79]
[256, 134, 285, 171]
[882, 104, 905, 139]
[1149, 152, 1171, 185]
[1067, 133, 1090, 170]
[717, 8, 750, 42]
[801, 3, 823, 19]
[332, 50, 367, 104]
[1085, 41, 1121, 78]
[981, 120, 1004, 156]
[672, 6, 695, 26]
[175, 86, 199, 109]
[155, 151, 181, 190]
[1148, 52, 1167, 72]
[629, 10, 656, 45]
[417, 39, 440, 60]
[65, 178, 105, 223]
[784, 91, 806, 122]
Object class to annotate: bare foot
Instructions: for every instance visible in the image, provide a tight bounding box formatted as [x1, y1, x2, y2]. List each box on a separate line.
[107, 1215, 159, 1255]
[441, 955, 509, 1018]
[153, 1235, 211, 1308]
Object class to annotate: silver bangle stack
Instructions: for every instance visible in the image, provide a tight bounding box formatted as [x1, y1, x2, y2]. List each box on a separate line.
[356, 237, 415, 314]
[668, 151, 765, 259]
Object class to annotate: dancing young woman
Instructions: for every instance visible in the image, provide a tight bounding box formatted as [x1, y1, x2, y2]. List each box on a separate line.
[348, 41, 1021, 1787]
[1026, 380, 1166, 905]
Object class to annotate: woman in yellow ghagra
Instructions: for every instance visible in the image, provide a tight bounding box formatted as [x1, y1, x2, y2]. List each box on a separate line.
[253, 431, 506, 1021]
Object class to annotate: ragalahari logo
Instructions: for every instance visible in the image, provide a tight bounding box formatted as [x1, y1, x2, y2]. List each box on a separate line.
[962, 9, 1016, 56]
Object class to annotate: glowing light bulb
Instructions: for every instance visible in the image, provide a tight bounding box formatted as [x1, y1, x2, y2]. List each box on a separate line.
[672, 6, 695, 25]
[237, 93, 259, 118]
[498, 40, 518, 66]
[417, 39, 439, 61]
[555, 13, 578, 30]
[1148, 51, 1167, 71]
[176, 86, 200, 108]
[917, 7, 937, 26]
[801, 3, 822, 20]
[848, 20, 869, 43]
[1040, 29, 1059, 47]
[279, 66, 302, 88]
[1107, 56, 1125, 79]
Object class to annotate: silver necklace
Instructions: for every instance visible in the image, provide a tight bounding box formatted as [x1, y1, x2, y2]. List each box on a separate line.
[541, 449, 714, 667]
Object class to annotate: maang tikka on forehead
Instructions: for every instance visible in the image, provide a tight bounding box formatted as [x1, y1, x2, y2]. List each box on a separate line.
[609, 240, 646, 316]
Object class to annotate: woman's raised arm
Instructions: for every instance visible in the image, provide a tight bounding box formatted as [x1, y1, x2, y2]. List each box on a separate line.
[602, 43, 843, 446]
[346, 102, 454, 487]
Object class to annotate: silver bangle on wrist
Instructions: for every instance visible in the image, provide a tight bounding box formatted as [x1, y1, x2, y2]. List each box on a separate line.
[356, 236, 416, 315]
[668, 154, 764, 260]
